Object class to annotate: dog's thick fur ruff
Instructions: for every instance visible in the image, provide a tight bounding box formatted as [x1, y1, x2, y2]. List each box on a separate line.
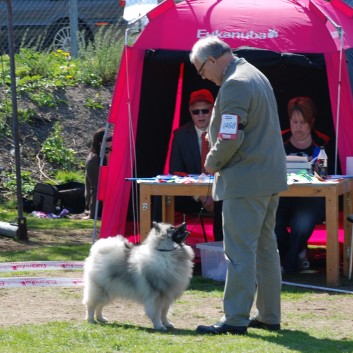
[82, 222, 194, 331]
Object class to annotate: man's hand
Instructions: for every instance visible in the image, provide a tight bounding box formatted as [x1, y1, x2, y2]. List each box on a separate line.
[198, 196, 214, 213]
[205, 165, 216, 175]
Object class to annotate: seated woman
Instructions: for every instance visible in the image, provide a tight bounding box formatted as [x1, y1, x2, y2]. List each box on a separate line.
[276, 96, 330, 274]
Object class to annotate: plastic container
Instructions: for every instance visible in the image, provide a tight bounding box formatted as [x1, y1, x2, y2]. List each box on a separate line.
[196, 241, 228, 281]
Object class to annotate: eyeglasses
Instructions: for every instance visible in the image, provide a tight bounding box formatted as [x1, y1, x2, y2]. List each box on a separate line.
[191, 109, 210, 115]
[197, 58, 209, 76]
[105, 147, 112, 153]
[197, 49, 231, 76]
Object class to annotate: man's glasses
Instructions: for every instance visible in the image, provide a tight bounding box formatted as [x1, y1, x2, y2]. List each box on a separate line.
[197, 58, 209, 76]
[105, 147, 112, 153]
[197, 49, 230, 76]
[191, 109, 210, 115]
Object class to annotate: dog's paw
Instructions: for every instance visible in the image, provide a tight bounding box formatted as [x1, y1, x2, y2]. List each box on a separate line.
[163, 321, 174, 329]
[96, 316, 108, 323]
[153, 323, 168, 331]
[86, 318, 97, 324]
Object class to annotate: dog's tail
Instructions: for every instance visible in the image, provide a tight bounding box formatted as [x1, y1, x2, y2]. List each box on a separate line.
[89, 236, 132, 258]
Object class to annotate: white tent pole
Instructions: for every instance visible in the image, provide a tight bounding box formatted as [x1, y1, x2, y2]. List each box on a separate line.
[283, 281, 353, 294]
[124, 27, 140, 242]
[309, 0, 343, 174]
[334, 28, 344, 175]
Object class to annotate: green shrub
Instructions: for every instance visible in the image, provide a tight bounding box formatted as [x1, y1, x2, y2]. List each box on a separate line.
[84, 95, 104, 110]
[42, 122, 78, 171]
[1, 170, 36, 199]
[77, 25, 125, 85]
[53, 170, 85, 184]
[17, 108, 37, 124]
[0, 98, 11, 135]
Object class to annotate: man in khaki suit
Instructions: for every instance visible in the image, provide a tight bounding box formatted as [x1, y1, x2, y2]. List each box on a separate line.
[190, 37, 287, 335]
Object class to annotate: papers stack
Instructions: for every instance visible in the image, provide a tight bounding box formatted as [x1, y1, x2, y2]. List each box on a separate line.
[286, 155, 312, 173]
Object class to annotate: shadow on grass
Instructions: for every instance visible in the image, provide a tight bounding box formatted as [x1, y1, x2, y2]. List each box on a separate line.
[250, 329, 353, 353]
[100, 322, 353, 352]
[188, 276, 224, 292]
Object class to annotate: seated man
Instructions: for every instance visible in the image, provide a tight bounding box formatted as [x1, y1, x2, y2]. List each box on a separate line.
[169, 89, 223, 241]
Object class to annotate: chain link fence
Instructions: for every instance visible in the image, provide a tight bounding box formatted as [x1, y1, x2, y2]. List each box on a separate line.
[0, 0, 184, 55]
[0, 0, 128, 55]
[0, 0, 184, 200]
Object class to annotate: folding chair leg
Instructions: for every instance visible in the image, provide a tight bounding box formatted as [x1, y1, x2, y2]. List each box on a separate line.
[347, 214, 353, 280]
[349, 227, 353, 281]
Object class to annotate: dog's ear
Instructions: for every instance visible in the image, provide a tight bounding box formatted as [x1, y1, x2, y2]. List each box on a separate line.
[152, 221, 161, 232]
[175, 222, 187, 233]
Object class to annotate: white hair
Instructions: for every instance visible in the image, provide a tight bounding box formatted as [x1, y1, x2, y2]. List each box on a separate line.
[190, 36, 231, 64]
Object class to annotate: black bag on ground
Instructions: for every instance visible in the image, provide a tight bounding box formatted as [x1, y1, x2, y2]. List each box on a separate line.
[57, 181, 85, 214]
[33, 182, 85, 214]
[33, 183, 59, 213]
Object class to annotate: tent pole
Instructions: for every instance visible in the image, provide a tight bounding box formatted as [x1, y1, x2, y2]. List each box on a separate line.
[334, 27, 344, 175]
[124, 27, 140, 242]
[5, 0, 28, 242]
[309, 0, 343, 174]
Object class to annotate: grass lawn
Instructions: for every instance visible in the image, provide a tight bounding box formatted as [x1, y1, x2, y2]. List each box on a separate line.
[0, 209, 352, 352]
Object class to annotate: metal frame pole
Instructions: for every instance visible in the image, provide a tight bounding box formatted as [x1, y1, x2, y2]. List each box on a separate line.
[3, 0, 28, 241]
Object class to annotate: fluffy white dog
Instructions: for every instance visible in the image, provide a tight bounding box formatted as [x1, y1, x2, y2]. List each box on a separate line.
[82, 222, 194, 331]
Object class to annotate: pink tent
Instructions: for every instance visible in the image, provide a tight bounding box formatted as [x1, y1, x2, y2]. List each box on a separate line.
[99, 0, 353, 238]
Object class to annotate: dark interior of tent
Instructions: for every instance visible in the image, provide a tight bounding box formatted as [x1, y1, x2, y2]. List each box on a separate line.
[136, 48, 340, 180]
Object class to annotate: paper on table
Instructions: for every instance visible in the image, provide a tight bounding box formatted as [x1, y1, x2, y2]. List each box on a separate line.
[286, 155, 309, 162]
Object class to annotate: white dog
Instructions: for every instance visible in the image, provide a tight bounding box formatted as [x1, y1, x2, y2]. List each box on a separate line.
[82, 222, 194, 331]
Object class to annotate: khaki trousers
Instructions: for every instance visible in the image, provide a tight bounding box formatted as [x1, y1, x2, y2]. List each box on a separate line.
[222, 194, 281, 326]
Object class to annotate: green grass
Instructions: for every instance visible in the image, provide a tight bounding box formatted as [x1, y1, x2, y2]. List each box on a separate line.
[0, 285, 352, 353]
[0, 321, 340, 353]
[0, 207, 96, 230]
[0, 214, 353, 353]
[0, 243, 90, 263]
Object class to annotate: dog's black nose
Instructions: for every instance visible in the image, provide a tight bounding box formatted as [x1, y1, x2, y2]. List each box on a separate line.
[171, 222, 190, 244]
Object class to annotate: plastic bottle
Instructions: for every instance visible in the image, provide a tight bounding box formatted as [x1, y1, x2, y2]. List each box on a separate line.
[317, 146, 328, 179]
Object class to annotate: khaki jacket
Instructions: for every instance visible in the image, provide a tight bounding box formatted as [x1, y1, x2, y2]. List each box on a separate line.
[206, 58, 287, 200]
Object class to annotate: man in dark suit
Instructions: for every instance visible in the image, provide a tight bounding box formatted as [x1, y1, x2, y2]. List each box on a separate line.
[169, 89, 223, 241]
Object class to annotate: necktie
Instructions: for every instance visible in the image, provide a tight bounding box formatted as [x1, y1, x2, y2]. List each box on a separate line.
[201, 131, 209, 174]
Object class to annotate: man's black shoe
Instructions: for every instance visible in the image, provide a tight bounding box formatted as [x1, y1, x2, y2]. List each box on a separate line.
[248, 317, 280, 331]
[196, 322, 247, 335]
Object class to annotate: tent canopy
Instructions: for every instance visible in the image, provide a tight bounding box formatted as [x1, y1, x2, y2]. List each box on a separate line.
[100, 0, 353, 237]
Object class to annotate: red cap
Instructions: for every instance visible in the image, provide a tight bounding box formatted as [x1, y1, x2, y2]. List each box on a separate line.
[189, 89, 214, 106]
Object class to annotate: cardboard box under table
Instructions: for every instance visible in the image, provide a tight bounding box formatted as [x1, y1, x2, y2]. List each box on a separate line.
[196, 241, 227, 281]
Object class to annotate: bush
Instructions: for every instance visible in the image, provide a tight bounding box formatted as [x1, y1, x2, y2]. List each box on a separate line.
[42, 122, 78, 171]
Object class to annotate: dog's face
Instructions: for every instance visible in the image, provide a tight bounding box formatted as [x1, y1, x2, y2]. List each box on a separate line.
[147, 222, 190, 249]
[168, 222, 190, 244]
